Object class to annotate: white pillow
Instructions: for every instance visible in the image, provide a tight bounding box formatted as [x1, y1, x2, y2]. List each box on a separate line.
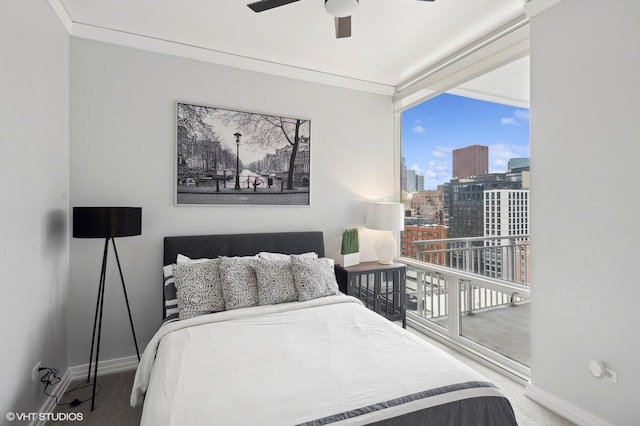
[176, 254, 215, 264]
[178, 253, 258, 264]
[258, 251, 317, 261]
[320, 257, 335, 267]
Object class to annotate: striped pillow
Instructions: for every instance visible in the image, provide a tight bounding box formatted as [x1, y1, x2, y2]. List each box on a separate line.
[163, 264, 179, 322]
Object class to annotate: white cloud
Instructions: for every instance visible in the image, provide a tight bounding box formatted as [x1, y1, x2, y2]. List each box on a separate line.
[514, 109, 530, 121]
[500, 117, 518, 126]
[432, 149, 445, 158]
[413, 125, 426, 134]
[410, 163, 423, 174]
[501, 109, 530, 126]
[489, 143, 529, 172]
[423, 160, 451, 188]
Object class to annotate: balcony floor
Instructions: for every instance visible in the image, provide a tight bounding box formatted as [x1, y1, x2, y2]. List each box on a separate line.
[409, 301, 531, 366]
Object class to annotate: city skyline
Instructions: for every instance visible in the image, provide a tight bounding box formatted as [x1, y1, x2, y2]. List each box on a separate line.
[402, 93, 530, 190]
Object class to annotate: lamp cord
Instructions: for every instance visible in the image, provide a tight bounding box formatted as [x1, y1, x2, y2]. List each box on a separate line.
[40, 367, 101, 407]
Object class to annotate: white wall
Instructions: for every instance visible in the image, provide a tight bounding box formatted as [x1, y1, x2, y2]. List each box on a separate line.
[528, 0, 640, 424]
[68, 38, 395, 365]
[0, 0, 70, 418]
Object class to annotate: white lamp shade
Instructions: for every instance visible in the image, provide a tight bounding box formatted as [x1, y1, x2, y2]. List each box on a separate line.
[366, 202, 405, 264]
[324, 0, 359, 17]
[365, 202, 405, 231]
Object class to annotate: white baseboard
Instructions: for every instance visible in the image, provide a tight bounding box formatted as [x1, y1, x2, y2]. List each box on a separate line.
[31, 356, 139, 426]
[67, 355, 139, 381]
[525, 383, 613, 426]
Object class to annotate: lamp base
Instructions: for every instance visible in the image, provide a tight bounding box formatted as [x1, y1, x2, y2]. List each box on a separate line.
[374, 231, 397, 265]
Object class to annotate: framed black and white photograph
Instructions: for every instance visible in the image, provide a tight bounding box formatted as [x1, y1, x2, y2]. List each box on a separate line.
[176, 102, 311, 206]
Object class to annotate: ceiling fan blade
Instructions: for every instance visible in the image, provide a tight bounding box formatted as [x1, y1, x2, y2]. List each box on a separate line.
[335, 16, 351, 38]
[248, 0, 301, 13]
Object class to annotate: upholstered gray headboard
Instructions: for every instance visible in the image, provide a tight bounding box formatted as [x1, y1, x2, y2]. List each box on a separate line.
[162, 231, 325, 320]
[163, 231, 325, 266]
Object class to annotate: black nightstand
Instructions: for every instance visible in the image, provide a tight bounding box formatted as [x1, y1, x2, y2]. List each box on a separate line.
[335, 261, 407, 328]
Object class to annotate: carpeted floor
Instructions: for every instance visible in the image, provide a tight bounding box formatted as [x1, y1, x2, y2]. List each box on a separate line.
[47, 372, 142, 425]
[48, 340, 575, 426]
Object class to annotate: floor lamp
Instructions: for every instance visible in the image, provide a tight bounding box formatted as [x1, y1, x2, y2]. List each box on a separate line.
[72, 207, 142, 411]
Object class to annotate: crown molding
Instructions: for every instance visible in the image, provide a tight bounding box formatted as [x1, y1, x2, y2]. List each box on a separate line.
[47, 0, 72, 33]
[46, 0, 393, 96]
[524, 0, 564, 19]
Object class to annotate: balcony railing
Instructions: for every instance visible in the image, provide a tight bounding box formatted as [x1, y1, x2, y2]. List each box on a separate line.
[397, 234, 531, 376]
[409, 235, 530, 284]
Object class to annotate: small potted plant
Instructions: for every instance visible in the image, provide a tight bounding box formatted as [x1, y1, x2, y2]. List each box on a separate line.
[340, 228, 360, 267]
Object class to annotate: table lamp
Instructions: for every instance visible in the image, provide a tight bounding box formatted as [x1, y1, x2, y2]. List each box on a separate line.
[365, 202, 405, 264]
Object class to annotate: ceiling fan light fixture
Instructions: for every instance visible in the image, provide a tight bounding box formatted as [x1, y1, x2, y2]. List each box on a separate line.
[324, 0, 358, 18]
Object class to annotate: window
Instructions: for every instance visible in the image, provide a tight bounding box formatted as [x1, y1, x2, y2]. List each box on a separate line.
[397, 53, 532, 377]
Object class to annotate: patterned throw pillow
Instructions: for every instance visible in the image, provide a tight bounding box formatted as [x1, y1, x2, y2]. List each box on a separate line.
[254, 259, 297, 305]
[173, 259, 225, 320]
[291, 256, 339, 302]
[219, 257, 259, 310]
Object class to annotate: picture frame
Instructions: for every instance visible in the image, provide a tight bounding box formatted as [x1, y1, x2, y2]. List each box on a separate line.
[176, 102, 311, 206]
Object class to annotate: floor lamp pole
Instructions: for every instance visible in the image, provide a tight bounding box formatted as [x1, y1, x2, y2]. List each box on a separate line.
[87, 237, 140, 411]
[112, 238, 141, 361]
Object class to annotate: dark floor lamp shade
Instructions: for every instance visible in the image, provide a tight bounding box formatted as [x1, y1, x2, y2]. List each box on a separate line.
[73, 207, 141, 238]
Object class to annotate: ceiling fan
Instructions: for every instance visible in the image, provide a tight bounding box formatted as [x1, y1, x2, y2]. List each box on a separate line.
[247, 0, 435, 39]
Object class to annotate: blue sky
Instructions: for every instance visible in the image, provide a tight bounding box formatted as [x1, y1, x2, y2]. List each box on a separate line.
[401, 93, 530, 190]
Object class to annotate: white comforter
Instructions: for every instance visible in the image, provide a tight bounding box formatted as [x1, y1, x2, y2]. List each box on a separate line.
[131, 295, 505, 425]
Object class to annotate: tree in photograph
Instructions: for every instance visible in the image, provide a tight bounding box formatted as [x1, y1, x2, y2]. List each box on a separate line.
[177, 103, 213, 139]
[220, 111, 310, 190]
[177, 103, 239, 175]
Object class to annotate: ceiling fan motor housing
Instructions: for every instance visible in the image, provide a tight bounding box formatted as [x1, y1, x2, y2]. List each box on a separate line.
[325, 0, 359, 17]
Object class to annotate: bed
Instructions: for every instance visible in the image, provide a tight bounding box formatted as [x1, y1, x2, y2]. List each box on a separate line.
[131, 231, 518, 425]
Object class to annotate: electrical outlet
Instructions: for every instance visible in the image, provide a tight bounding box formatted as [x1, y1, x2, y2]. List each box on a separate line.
[603, 367, 617, 383]
[32, 361, 41, 381]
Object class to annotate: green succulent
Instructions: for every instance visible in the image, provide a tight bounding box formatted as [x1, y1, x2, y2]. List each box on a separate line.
[341, 228, 359, 255]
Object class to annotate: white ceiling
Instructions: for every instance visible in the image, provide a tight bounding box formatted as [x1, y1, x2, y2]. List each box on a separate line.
[57, 0, 527, 92]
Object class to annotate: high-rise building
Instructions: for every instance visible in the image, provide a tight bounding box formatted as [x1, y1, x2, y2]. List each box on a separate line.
[415, 174, 424, 192]
[447, 174, 521, 238]
[411, 190, 444, 224]
[506, 167, 530, 190]
[484, 189, 529, 238]
[401, 157, 407, 192]
[452, 145, 488, 179]
[437, 183, 450, 226]
[483, 189, 530, 282]
[507, 158, 530, 171]
[406, 169, 416, 192]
